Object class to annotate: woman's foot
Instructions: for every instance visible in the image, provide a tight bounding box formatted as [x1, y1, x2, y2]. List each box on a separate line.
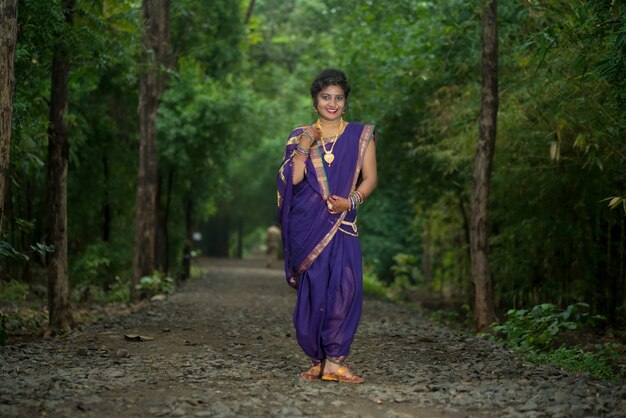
[300, 363, 322, 381]
[321, 358, 364, 383]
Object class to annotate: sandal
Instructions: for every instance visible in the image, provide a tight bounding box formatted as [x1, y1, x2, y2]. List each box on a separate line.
[321, 359, 364, 384]
[300, 363, 322, 381]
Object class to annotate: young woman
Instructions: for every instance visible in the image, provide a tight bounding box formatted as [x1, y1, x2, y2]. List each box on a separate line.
[277, 69, 377, 383]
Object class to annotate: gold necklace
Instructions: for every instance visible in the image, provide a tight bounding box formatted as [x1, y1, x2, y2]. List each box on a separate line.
[316, 119, 344, 166]
[317, 118, 341, 128]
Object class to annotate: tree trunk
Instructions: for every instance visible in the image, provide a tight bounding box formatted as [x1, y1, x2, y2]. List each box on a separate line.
[244, 0, 256, 24]
[132, 0, 170, 300]
[422, 223, 432, 287]
[47, 0, 75, 332]
[102, 154, 110, 242]
[181, 196, 192, 281]
[237, 216, 243, 259]
[155, 168, 173, 274]
[162, 168, 173, 274]
[0, 0, 18, 235]
[470, 0, 498, 332]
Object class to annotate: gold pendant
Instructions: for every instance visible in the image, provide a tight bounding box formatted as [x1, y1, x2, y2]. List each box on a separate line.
[324, 153, 334, 165]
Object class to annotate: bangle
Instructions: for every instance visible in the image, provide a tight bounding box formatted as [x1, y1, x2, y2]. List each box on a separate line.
[301, 130, 315, 143]
[349, 191, 364, 209]
[296, 144, 310, 155]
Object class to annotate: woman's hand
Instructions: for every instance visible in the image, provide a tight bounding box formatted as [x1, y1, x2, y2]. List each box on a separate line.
[300, 125, 321, 148]
[326, 194, 351, 214]
[288, 277, 297, 289]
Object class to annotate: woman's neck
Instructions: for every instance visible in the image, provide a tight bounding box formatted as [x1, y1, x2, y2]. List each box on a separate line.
[317, 118, 342, 128]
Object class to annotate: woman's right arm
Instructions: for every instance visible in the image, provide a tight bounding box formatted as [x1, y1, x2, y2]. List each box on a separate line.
[292, 126, 319, 185]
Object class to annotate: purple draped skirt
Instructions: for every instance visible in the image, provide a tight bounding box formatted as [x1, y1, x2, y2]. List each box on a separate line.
[293, 231, 363, 361]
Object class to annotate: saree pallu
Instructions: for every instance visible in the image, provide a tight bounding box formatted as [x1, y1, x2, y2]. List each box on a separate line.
[277, 122, 375, 286]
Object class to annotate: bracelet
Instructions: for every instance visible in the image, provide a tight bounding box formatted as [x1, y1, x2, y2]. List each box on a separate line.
[296, 144, 310, 155]
[300, 130, 315, 143]
[349, 191, 364, 210]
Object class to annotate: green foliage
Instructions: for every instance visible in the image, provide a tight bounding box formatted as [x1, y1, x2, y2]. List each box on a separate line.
[0, 281, 30, 308]
[136, 273, 174, 297]
[391, 253, 421, 285]
[107, 277, 131, 304]
[431, 304, 474, 331]
[492, 303, 622, 380]
[493, 303, 604, 350]
[70, 241, 111, 284]
[362, 271, 386, 299]
[0, 309, 47, 342]
[526, 344, 622, 382]
[0, 241, 29, 261]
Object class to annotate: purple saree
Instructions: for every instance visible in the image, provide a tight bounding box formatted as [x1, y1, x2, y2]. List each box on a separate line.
[277, 122, 375, 360]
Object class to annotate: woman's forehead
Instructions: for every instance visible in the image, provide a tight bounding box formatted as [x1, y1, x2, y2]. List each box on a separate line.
[318, 85, 345, 96]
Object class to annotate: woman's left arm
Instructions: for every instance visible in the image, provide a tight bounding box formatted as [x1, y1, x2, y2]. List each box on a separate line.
[355, 139, 378, 199]
[327, 140, 377, 213]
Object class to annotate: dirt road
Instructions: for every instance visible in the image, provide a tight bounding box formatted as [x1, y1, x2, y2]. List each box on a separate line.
[1, 258, 625, 417]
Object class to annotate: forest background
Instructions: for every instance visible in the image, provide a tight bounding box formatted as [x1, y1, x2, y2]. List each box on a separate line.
[0, 0, 625, 346]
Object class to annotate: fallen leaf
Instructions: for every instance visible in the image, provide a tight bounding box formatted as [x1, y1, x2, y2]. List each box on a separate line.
[124, 334, 155, 342]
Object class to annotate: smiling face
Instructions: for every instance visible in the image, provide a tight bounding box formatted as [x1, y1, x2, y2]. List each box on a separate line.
[314, 85, 346, 123]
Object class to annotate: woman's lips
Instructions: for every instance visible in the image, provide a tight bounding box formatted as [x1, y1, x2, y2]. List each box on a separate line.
[326, 109, 338, 114]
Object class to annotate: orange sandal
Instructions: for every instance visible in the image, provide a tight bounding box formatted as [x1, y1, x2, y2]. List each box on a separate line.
[321, 359, 364, 384]
[300, 364, 322, 381]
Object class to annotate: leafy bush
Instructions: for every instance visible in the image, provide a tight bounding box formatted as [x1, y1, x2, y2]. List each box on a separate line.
[431, 304, 474, 331]
[491, 303, 622, 381]
[0, 281, 30, 307]
[390, 253, 421, 285]
[70, 240, 111, 285]
[492, 303, 604, 350]
[136, 272, 174, 297]
[363, 271, 386, 299]
[107, 276, 130, 303]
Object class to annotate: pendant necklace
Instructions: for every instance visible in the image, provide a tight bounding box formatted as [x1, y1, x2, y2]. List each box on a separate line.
[316, 119, 344, 166]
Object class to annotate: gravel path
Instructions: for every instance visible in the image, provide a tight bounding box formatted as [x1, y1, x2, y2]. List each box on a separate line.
[1, 258, 625, 417]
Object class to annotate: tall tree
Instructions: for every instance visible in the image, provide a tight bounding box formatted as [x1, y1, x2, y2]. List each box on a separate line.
[133, 0, 170, 299]
[47, 0, 76, 331]
[0, 0, 18, 235]
[470, 0, 498, 332]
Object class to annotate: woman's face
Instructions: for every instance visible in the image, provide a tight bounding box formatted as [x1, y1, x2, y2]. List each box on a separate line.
[314, 85, 346, 123]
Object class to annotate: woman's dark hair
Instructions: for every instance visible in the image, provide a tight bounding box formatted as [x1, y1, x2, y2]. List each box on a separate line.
[310, 68, 351, 105]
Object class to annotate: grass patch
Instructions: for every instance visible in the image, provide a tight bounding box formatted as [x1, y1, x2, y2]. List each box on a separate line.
[524, 344, 622, 381]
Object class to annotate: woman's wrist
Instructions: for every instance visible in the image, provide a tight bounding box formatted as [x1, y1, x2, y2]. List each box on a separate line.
[349, 190, 364, 210]
[301, 126, 320, 145]
[294, 145, 309, 162]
